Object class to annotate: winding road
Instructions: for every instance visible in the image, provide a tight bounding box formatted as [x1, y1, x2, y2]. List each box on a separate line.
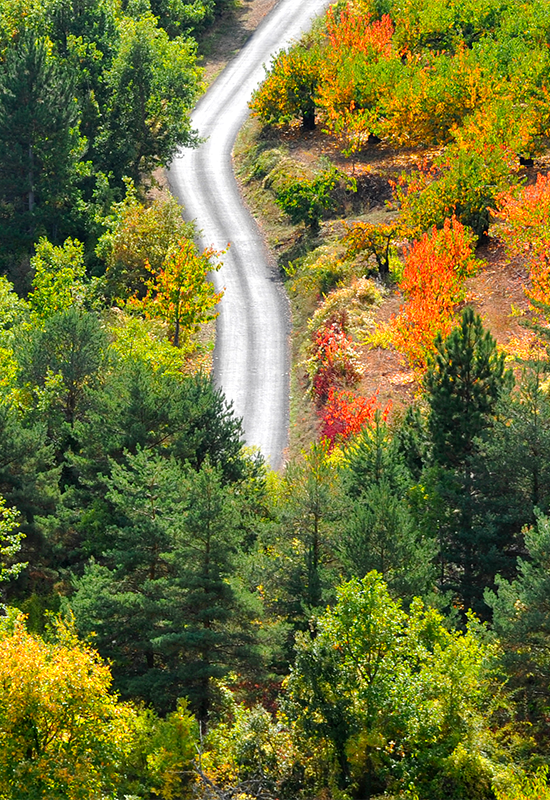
[168, 0, 330, 469]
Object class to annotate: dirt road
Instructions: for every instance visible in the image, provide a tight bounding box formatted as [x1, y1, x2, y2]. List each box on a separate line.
[169, 0, 330, 469]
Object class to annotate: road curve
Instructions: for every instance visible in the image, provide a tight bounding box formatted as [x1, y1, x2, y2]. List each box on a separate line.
[168, 0, 330, 470]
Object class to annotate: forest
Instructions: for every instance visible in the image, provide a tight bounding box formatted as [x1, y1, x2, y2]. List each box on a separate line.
[2, 0, 550, 798]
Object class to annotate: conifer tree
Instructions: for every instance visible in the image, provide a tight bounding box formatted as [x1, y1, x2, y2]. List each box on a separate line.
[0, 32, 84, 265]
[424, 308, 512, 615]
[487, 513, 550, 736]
[341, 416, 436, 602]
[425, 306, 511, 468]
[70, 451, 262, 720]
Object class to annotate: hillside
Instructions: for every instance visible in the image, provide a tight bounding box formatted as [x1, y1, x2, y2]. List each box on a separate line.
[3, 1, 550, 799]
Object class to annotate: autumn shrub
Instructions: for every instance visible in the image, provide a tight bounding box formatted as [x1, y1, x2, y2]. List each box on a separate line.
[390, 216, 478, 370]
[317, 6, 397, 153]
[127, 238, 223, 349]
[319, 387, 385, 445]
[304, 318, 364, 403]
[309, 277, 381, 341]
[498, 172, 550, 308]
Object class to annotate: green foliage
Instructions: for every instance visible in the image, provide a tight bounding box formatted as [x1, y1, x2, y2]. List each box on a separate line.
[396, 143, 517, 240]
[28, 238, 89, 319]
[426, 307, 511, 468]
[17, 308, 107, 434]
[494, 766, 550, 800]
[0, 611, 136, 800]
[257, 442, 342, 649]
[487, 513, 550, 735]
[284, 572, 499, 798]
[276, 169, 342, 232]
[97, 181, 194, 301]
[96, 13, 200, 184]
[70, 451, 264, 719]
[0, 496, 25, 591]
[424, 308, 514, 615]
[341, 415, 437, 601]
[0, 31, 86, 269]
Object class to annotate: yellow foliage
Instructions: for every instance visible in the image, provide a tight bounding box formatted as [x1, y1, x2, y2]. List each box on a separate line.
[0, 612, 135, 800]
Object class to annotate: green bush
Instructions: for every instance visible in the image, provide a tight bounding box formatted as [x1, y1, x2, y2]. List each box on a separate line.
[275, 169, 341, 232]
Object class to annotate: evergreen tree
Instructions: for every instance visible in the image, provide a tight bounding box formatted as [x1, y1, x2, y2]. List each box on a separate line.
[0, 404, 57, 572]
[258, 442, 341, 652]
[0, 32, 84, 271]
[423, 308, 513, 616]
[487, 513, 550, 740]
[17, 308, 108, 466]
[480, 362, 550, 529]
[341, 415, 436, 602]
[425, 306, 511, 468]
[71, 450, 262, 719]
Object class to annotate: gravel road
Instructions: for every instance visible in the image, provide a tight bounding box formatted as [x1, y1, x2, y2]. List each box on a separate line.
[168, 0, 330, 470]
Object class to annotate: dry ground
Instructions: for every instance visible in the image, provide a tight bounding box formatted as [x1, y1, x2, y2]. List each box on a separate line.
[234, 118, 550, 454]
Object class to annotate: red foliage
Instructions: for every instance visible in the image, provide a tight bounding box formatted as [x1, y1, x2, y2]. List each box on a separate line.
[325, 4, 394, 57]
[391, 216, 477, 370]
[308, 320, 363, 403]
[320, 387, 388, 446]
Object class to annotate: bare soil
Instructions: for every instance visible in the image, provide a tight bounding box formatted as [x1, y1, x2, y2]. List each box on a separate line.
[234, 117, 548, 454]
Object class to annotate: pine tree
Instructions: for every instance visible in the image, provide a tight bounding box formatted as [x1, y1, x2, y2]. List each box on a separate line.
[0, 32, 84, 266]
[342, 415, 436, 602]
[70, 451, 262, 720]
[424, 308, 513, 616]
[487, 513, 550, 739]
[425, 306, 511, 468]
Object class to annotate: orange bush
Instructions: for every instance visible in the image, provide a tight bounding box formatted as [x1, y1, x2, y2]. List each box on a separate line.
[320, 387, 388, 446]
[498, 173, 550, 307]
[391, 217, 478, 369]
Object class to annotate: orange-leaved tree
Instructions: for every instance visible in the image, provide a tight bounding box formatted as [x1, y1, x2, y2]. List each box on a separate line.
[498, 172, 550, 308]
[317, 5, 396, 154]
[391, 216, 478, 370]
[324, 3, 394, 57]
[128, 238, 224, 348]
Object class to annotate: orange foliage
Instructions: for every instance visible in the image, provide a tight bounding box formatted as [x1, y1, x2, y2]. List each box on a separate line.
[320, 387, 389, 446]
[317, 5, 396, 153]
[128, 239, 224, 348]
[391, 217, 478, 370]
[498, 173, 550, 307]
[325, 5, 394, 57]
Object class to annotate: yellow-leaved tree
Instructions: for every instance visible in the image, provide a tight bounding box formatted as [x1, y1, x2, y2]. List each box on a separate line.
[128, 238, 224, 349]
[0, 612, 135, 800]
[0, 611, 199, 799]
